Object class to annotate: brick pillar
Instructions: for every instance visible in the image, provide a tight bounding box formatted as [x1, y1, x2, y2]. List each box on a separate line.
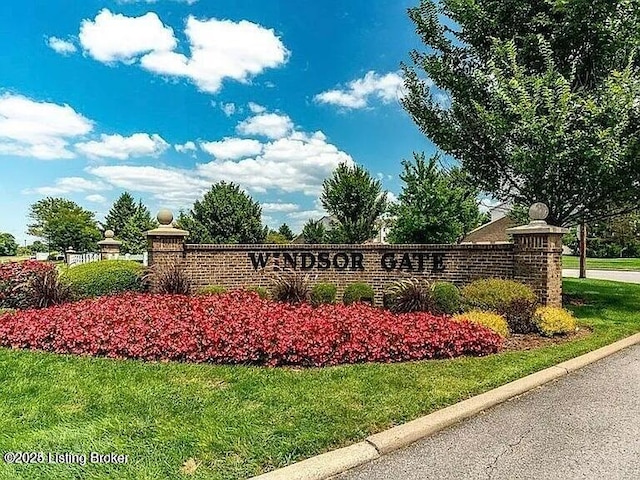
[506, 203, 568, 306]
[145, 209, 189, 271]
[97, 230, 122, 260]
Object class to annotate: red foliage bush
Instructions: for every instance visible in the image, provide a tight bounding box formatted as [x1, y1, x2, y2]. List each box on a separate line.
[0, 261, 55, 309]
[0, 291, 502, 367]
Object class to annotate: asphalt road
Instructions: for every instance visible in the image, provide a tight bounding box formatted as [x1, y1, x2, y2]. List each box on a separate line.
[338, 345, 640, 480]
[563, 269, 640, 284]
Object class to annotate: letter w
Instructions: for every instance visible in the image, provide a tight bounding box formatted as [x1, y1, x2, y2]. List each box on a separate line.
[248, 253, 271, 270]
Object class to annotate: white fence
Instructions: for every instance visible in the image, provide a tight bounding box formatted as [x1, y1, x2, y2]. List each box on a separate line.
[66, 252, 148, 267]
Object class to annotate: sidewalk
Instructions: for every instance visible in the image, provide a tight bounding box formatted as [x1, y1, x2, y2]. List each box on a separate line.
[563, 269, 640, 284]
[338, 345, 640, 480]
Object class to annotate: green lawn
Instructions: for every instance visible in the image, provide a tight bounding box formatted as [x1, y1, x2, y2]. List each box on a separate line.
[0, 256, 30, 264]
[563, 255, 640, 271]
[0, 279, 639, 480]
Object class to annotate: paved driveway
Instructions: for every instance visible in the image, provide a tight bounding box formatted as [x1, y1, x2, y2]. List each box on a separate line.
[338, 345, 640, 480]
[563, 269, 640, 283]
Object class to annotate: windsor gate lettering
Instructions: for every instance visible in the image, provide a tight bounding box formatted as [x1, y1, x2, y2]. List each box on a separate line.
[248, 251, 446, 272]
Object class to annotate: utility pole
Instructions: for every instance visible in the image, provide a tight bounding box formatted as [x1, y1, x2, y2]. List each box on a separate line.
[579, 221, 587, 279]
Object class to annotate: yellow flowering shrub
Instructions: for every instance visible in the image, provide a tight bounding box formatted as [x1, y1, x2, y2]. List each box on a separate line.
[453, 310, 509, 338]
[534, 307, 577, 336]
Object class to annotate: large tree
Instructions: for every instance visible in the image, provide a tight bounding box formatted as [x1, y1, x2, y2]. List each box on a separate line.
[27, 197, 101, 252]
[402, 0, 640, 227]
[321, 163, 388, 244]
[104, 192, 137, 235]
[278, 223, 294, 241]
[176, 182, 267, 244]
[388, 153, 484, 244]
[0, 233, 18, 256]
[119, 201, 158, 254]
[301, 219, 327, 244]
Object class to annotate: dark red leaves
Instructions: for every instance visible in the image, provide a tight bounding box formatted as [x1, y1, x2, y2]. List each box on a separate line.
[0, 291, 501, 366]
[0, 260, 55, 309]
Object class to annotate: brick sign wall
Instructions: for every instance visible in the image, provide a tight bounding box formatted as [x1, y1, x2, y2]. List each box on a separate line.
[146, 213, 567, 307]
[176, 243, 515, 305]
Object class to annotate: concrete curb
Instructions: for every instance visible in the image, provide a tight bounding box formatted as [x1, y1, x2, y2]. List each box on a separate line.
[249, 332, 640, 480]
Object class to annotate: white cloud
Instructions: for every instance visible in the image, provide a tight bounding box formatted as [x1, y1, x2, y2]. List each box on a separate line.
[221, 102, 236, 116]
[140, 16, 289, 93]
[46, 36, 77, 55]
[86, 194, 108, 204]
[88, 165, 211, 206]
[314, 71, 405, 109]
[175, 141, 197, 153]
[262, 203, 299, 213]
[76, 133, 169, 159]
[236, 112, 293, 139]
[79, 9, 177, 63]
[197, 130, 353, 195]
[83, 125, 353, 210]
[77, 11, 288, 93]
[0, 94, 93, 160]
[248, 102, 266, 114]
[24, 177, 109, 196]
[200, 137, 263, 160]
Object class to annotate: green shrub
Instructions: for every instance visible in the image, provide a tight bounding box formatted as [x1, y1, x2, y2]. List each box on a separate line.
[310, 283, 337, 306]
[384, 278, 432, 313]
[453, 310, 509, 338]
[0, 308, 15, 316]
[343, 283, 374, 305]
[196, 285, 228, 296]
[431, 281, 461, 314]
[269, 269, 311, 304]
[461, 279, 538, 334]
[63, 260, 146, 299]
[246, 286, 270, 299]
[534, 306, 577, 336]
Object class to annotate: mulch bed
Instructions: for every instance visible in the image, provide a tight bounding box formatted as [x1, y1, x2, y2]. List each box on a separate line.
[500, 326, 592, 352]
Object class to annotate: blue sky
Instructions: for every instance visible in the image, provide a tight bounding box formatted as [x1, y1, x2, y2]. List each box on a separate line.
[0, 0, 437, 245]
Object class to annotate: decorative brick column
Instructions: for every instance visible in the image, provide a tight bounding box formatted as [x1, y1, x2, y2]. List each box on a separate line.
[97, 230, 122, 260]
[506, 203, 568, 306]
[145, 209, 189, 271]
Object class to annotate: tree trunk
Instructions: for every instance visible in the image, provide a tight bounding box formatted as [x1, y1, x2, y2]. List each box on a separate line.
[579, 221, 587, 279]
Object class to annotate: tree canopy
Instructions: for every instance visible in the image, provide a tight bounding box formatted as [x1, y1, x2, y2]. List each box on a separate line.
[176, 182, 267, 244]
[388, 153, 484, 244]
[0, 233, 18, 256]
[403, 0, 640, 226]
[278, 223, 294, 241]
[320, 163, 388, 243]
[301, 219, 327, 244]
[27, 197, 101, 252]
[105, 193, 157, 254]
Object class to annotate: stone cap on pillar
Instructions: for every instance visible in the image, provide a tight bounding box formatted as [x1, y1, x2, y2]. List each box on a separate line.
[506, 203, 569, 235]
[97, 229, 123, 246]
[145, 209, 189, 238]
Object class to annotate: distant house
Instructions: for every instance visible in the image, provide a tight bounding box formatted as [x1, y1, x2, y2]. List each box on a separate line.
[462, 202, 515, 244]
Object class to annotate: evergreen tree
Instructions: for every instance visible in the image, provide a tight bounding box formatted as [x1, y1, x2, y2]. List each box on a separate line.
[104, 192, 137, 236]
[301, 219, 327, 244]
[120, 201, 158, 254]
[278, 223, 294, 241]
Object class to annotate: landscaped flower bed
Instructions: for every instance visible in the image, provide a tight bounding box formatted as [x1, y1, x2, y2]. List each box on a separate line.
[0, 291, 501, 366]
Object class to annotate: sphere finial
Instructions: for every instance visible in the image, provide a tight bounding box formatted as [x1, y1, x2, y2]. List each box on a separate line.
[529, 202, 549, 222]
[157, 208, 174, 226]
[104, 229, 115, 239]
